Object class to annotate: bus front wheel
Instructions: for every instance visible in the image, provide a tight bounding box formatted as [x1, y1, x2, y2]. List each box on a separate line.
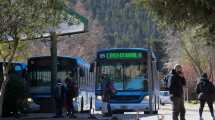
[144, 110, 158, 114]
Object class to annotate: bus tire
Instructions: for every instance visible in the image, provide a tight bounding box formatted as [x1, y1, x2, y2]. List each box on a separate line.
[144, 110, 158, 114]
[160, 100, 165, 106]
[152, 110, 158, 114]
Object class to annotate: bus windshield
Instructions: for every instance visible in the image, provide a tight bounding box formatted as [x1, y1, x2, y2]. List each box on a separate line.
[96, 62, 148, 91]
[28, 70, 73, 86]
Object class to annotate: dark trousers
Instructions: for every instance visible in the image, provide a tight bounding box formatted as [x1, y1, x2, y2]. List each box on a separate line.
[55, 98, 63, 116]
[199, 99, 214, 117]
[107, 102, 112, 115]
[172, 97, 186, 120]
[66, 97, 75, 115]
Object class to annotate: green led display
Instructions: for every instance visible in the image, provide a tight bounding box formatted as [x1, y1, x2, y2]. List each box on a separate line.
[106, 52, 142, 59]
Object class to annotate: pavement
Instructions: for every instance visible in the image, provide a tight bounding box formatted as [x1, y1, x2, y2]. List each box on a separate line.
[1, 103, 215, 120]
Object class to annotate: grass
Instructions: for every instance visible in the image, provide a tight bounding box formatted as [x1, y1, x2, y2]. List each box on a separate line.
[187, 100, 198, 104]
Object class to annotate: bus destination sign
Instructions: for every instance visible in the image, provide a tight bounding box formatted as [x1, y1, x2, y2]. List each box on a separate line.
[99, 52, 143, 59]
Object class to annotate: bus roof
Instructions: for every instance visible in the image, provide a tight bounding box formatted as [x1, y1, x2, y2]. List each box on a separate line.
[97, 48, 149, 53]
[28, 56, 89, 68]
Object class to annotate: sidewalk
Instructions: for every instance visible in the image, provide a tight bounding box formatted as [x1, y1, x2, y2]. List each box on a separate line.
[0, 113, 93, 120]
[161, 102, 215, 111]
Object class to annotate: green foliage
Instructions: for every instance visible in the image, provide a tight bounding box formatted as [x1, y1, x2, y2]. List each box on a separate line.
[134, 0, 215, 76]
[0, 0, 66, 41]
[0, 42, 28, 61]
[72, 0, 166, 68]
[134, 0, 215, 46]
[0, 0, 81, 62]
[81, 0, 161, 48]
[134, 0, 215, 26]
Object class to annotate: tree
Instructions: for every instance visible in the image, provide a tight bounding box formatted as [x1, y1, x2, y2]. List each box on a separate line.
[134, 0, 215, 76]
[0, 0, 74, 116]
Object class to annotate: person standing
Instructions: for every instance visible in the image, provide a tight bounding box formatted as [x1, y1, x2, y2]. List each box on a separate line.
[196, 73, 215, 120]
[53, 79, 65, 118]
[102, 79, 116, 117]
[169, 64, 186, 120]
[65, 78, 78, 118]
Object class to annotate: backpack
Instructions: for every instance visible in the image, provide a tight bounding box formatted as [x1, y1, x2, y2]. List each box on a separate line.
[163, 73, 173, 89]
[200, 81, 211, 93]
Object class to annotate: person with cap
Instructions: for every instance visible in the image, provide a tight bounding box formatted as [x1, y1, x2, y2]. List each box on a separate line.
[196, 73, 215, 120]
[169, 64, 186, 120]
[53, 79, 65, 118]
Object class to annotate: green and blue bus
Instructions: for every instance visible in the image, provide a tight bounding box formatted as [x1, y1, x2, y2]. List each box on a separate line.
[92, 48, 159, 113]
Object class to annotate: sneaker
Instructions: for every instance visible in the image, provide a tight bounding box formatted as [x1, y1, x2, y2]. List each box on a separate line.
[199, 117, 203, 120]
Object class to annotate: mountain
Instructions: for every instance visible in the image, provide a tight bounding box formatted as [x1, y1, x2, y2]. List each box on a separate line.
[25, 0, 166, 66]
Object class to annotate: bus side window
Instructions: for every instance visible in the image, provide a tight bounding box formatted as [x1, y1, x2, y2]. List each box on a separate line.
[90, 63, 95, 72]
[79, 68, 85, 77]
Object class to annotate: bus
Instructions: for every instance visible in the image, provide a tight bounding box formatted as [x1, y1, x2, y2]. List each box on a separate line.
[92, 48, 159, 113]
[27, 56, 95, 112]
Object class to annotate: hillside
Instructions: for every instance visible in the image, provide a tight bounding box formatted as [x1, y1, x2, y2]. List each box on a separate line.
[25, 0, 165, 65]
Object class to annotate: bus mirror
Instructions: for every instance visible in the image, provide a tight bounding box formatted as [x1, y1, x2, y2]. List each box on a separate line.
[90, 63, 94, 72]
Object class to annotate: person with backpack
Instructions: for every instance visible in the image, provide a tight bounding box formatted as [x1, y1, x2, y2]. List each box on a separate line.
[65, 78, 78, 118]
[169, 64, 186, 120]
[102, 78, 116, 117]
[163, 69, 176, 90]
[196, 73, 215, 120]
[53, 79, 65, 118]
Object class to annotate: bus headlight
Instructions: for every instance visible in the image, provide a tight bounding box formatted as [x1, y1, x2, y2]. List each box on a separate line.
[143, 95, 150, 101]
[27, 98, 33, 103]
[96, 96, 102, 100]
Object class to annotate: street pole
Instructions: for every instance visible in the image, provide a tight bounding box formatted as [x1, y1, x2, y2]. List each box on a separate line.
[50, 32, 57, 97]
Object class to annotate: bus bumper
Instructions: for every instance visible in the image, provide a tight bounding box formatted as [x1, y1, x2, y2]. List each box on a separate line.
[111, 103, 150, 111]
[95, 99, 150, 111]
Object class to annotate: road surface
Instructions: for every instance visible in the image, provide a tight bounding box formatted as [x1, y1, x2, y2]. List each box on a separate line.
[1, 104, 214, 120]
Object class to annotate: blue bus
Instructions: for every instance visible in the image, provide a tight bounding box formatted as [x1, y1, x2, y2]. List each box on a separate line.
[92, 48, 159, 113]
[27, 56, 95, 112]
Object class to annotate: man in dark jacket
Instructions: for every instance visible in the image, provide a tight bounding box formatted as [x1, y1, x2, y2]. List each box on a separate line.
[54, 79, 65, 118]
[169, 64, 186, 120]
[196, 73, 215, 120]
[65, 78, 77, 118]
